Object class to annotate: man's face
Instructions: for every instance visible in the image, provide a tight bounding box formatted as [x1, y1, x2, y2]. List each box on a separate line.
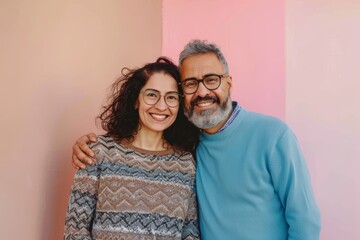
[180, 53, 233, 133]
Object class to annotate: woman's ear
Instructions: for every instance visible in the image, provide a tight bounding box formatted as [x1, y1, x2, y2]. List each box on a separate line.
[134, 100, 139, 110]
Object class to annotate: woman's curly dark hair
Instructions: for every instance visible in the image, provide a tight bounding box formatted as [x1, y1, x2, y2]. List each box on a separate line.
[99, 57, 199, 152]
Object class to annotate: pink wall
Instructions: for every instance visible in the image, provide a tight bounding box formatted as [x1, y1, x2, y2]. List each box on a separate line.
[0, 0, 162, 239]
[2, 1, 359, 239]
[286, 1, 360, 239]
[164, 0, 360, 239]
[163, 0, 285, 120]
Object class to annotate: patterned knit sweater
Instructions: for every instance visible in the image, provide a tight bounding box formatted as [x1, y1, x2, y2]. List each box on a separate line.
[64, 135, 199, 240]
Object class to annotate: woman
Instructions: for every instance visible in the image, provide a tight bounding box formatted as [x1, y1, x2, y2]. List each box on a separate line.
[64, 57, 199, 240]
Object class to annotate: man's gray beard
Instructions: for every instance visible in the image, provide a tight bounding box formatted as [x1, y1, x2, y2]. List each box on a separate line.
[184, 95, 232, 130]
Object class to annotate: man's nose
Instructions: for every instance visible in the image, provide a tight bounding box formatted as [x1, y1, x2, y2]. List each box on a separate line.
[195, 81, 211, 97]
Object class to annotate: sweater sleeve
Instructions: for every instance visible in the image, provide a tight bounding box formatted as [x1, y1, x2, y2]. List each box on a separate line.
[269, 127, 321, 240]
[64, 155, 100, 240]
[181, 176, 200, 240]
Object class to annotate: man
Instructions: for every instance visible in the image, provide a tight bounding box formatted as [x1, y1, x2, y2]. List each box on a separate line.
[72, 40, 321, 239]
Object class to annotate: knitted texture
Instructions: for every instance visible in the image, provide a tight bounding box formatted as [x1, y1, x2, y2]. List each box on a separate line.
[196, 104, 321, 240]
[64, 135, 199, 240]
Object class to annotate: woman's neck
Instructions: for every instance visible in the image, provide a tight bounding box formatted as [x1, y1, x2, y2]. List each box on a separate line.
[132, 130, 169, 151]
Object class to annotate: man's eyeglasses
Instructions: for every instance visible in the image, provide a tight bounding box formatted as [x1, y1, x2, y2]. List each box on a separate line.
[141, 89, 181, 108]
[180, 74, 228, 94]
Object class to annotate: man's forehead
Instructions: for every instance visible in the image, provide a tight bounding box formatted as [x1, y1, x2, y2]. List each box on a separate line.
[180, 54, 224, 79]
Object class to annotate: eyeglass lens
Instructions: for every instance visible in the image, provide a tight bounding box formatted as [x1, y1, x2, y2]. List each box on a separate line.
[182, 75, 222, 94]
[142, 89, 180, 107]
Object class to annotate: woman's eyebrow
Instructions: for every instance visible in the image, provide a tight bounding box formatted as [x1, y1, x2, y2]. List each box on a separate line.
[145, 88, 179, 94]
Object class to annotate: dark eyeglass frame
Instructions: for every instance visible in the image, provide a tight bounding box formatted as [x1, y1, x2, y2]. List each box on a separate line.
[140, 89, 182, 108]
[179, 73, 228, 94]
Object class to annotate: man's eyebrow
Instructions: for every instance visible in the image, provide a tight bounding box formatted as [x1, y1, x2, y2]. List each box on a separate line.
[182, 77, 198, 81]
[182, 73, 219, 81]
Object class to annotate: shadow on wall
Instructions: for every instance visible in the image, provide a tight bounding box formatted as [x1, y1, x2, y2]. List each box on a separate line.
[39, 107, 77, 239]
[40, 147, 74, 240]
[38, 81, 99, 239]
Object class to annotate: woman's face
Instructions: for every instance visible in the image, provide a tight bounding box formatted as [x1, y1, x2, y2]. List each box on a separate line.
[136, 72, 180, 135]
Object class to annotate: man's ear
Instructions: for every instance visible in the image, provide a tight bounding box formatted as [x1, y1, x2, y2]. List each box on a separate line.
[227, 75, 232, 89]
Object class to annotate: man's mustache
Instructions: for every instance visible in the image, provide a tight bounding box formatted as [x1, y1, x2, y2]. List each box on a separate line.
[191, 95, 219, 108]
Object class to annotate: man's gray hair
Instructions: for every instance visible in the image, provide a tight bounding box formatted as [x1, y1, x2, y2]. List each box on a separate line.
[178, 39, 229, 73]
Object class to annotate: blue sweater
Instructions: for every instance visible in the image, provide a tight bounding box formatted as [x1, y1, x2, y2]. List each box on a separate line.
[196, 106, 321, 240]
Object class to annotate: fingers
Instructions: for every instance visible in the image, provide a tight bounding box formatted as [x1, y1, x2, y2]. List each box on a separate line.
[79, 135, 96, 158]
[72, 154, 86, 170]
[71, 133, 97, 169]
[73, 142, 94, 165]
[88, 133, 97, 142]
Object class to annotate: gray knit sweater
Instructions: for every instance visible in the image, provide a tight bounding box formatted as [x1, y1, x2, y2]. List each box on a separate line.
[64, 135, 199, 240]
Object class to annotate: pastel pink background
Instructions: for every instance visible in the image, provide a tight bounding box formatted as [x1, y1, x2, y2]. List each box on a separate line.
[1, 0, 359, 239]
[0, 0, 163, 239]
[163, 0, 286, 120]
[286, 1, 360, 239]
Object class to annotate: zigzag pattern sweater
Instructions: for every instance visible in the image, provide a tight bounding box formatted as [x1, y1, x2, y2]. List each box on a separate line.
[64, 135, 199, 240]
